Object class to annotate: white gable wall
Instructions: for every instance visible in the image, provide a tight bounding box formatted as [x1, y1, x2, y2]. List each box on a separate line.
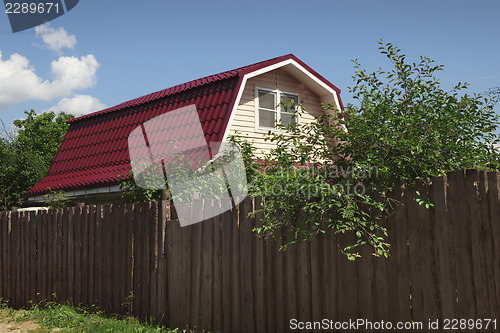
[226, 67, 337, 156]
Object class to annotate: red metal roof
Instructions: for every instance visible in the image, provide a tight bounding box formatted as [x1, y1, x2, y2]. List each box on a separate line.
[27, 54, 343, 196]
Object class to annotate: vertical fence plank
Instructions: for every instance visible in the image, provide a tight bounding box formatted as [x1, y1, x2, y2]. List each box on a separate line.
[18, 212, 24, 306]
[464, 170, 489, 319]
[27, 212, 34, 305]
[74, 207, 82, 307]
[48, 209, 56, 301]
[384, 200, 401, 324]
[478, 171, 495, 319]
[230, 202, 241, 333]
[116, 203, 126, 314]
[42, 211, 49, 302]
[296, 241, 312, 327]
[406, 186, 424, 322]
[57, 209, 65, 301]
[100, 204, 108, 311]
[448, 170, 476, 319]
[1, 212, 5, 298]
[200, 201, 214, 331]
[487, 172, 500, 318]
[132, 203, 142, 317]
[284, 242, 298, 327]
[6, 212, 13, 305]
[221, 204, 233, 333]
[110, 203, 119, 313]
[49, 210, 55, 302]
[430, 175, 458, 323]
[80, 206, 89, 307]
[273, 236, 286, 332]
[309, 230, 322, 325]
[41, 210, 49, 302]
[0, 213, 7, 301]
[12, 211, 21, 308]
[19, 212, 26, 307]
[163, 215, 172, 326]
[68, 207, 76, 305]
[415, 182, 441, 323]
[373, 247, 390, 321]
[105, 204, 115, 313]
[149, 202, 159, 321]
[22, 212, 28, 306]
[53, 209, 61, 301]
[121, 203, 132, 316]
[320, 232, 338, 324]
[16, 212, 22, 307]
[212, 201, 223, 332]
[165, 217, 177, 328]
[30, 211, 37, 305]
[26, 211, 33, 306]
[22, 212, 30, 306]
[393, 182, 412, 323]
[124, 203, 134, 316]
[141, 202, 151, 317]
[88, 205, 96, 305]
[38, 211, 46, 303]
[156, 201, 167, 323]
[60, 208, 68, 303]
[356, 245, 374, 326]
[336, 234, 358, 322]
[47, 210, 53, 301]
[95, 205, 104, 308]
[252, 198, 266, 333]
[239, 197, 255, 332]
[187, 202, 200, 328]
[30, 211, 36, 305]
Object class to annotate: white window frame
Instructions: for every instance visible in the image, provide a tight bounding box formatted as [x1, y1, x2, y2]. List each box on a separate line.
[255, 87, 300, 131]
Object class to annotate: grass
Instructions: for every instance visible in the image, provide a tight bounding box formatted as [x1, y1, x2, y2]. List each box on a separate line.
[0, 298, 197, 333]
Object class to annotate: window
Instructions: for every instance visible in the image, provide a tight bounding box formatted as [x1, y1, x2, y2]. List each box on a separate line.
[257, 88, 299, 129]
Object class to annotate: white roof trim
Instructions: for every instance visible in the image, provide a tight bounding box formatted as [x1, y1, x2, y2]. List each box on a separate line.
[221, 75, 249, 142]
[221, 59, 341, 142]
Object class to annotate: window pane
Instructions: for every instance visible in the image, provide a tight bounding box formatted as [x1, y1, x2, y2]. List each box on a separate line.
[259, 110, 276, 128]
[281, 93, 299, 112]
[258, 90, 276, 110]
[281, 113, 296, 127]
[281, 93, 298, 103]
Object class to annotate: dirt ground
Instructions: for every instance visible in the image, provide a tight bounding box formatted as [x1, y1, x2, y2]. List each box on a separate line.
[0, 309, 58, 333]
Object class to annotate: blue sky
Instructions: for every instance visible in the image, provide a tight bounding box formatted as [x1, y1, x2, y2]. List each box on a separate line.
[0, 0, 499, 128]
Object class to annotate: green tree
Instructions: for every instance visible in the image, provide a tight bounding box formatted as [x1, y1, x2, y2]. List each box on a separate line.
[13, 110, 74, 167]
[334, 41, 500, 192]
[0, 110, 74, 210]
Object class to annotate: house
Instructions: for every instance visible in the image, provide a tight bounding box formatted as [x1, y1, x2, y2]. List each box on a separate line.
[26, 54, 344, 203]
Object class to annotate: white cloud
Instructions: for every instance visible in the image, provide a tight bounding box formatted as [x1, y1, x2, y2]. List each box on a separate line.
[49, 55, 100, 94]
[47, 95, 107, 116]
[35, 23, 77, 53]
[0, 51, 100, 109]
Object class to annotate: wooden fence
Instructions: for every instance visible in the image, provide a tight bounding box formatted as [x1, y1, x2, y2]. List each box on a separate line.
[0, 169, 499, 332]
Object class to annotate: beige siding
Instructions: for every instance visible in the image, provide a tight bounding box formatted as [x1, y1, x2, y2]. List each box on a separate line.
[227, 68, 335, 156]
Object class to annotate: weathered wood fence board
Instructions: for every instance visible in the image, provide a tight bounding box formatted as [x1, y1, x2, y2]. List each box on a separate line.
[0, 169, 499, 332]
